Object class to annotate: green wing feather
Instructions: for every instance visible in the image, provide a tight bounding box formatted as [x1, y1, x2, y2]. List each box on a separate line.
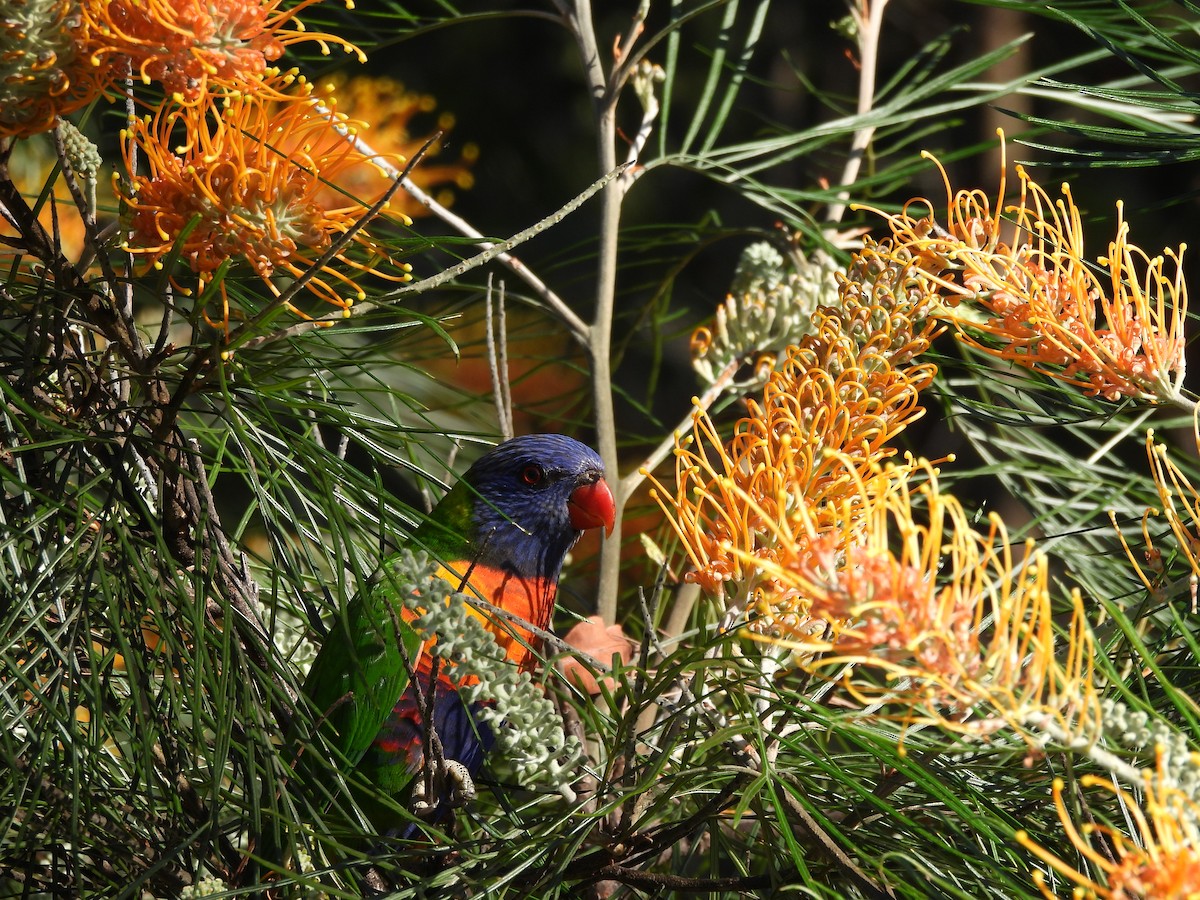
[303, 562, 426, 769]
[301, 483, 478, 779]
[412, 481, 476, 562]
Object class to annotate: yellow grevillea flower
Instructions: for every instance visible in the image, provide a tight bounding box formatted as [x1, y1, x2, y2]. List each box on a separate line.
[0, 0, 107, 137]
[314, 73, 478, 222]
[655, 410, 1100, 739]
[1018, 756, 1200, 899]
[120, 71, 411, 331]
[870, 137, 1188, 403]
[84, 0, 364, 103]
[656, 240, 941, 603]
[1112, 423, 1200, 610]
[648, 338, 934, 605]
[742, 460, 1101, 743]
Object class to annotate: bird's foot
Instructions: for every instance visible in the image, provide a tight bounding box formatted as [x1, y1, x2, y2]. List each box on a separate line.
[411, 759, 477, 815]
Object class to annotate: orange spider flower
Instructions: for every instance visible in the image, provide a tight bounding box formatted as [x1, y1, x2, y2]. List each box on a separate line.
[84, 0, 364, 102]
[1, 0, 108, 137]
[311, 73, 478, 222]
[647, 338, 934, 605]
[652, 239, 940, 604]
[870, 135, 1188, 403]
[740, 460, 1101, 744]
[690, 239, 941, 386]
[120, 71, 412, 332]
[1018, 756, 1200, 899]
[754, 461, 995, 680]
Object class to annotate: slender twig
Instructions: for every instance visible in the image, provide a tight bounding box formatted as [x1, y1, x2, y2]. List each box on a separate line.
[234, 165, 626, 353]
[485, 276, 514, 441]
[826, 0, 890, 224]
[497, 287, 512, 437]
[1022, 713, 1146, 785]
[372, 575, 448, 818]
[419, 653, 447, 804]
[119, 64, 137, 328]
[557, 0, 636, 623]
[553, 0, 609, 102]
[320, 115, 591, 344]
[618, 57, 663, 190]
[612, 2, 650, 73]
[51, 121, 121, 298]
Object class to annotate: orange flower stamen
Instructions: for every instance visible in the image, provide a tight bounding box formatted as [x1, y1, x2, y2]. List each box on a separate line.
[120, 71, 411, 332]
[1018, 754, 1200, 899]
[868, 133, 1189, 403]
[84, 0, 365, 102]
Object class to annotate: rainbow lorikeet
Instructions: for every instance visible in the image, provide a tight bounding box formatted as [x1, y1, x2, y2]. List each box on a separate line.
[303, 434, 615, 832]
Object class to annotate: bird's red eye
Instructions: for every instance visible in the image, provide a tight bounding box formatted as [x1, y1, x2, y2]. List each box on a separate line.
[521, 464, 545, 486]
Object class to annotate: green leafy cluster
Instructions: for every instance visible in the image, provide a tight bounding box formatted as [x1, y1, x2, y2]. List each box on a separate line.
[692, 241, 841, 387]
[5, 1, 1200, 897]
[391, 551, 584, 801]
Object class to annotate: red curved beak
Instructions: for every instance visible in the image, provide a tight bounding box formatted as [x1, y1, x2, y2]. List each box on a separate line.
[568, 477, 616, 536]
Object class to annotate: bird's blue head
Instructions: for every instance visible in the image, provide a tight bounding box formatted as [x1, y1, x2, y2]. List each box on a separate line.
[459, 434, 615, 582]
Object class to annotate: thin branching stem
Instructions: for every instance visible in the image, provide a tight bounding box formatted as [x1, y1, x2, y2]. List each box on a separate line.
[237, 165, 626, 352]
[558, 0, 638, 622]
[325, 99, 592, 343]
[826, 0, 890, 224]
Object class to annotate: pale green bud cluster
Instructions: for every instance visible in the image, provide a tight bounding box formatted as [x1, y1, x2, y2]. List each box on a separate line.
[692, 241, 841, 388]
[729, 241, 790, 295]
[58, 118, 101, 218]
[394, 550, 583, 802]
[178, 876, 229, 899]
[57, 119, 100, 180]
[631, 58, 666, 111]
[1100, 697, 1200, 800]
[382, 548, 442, 599]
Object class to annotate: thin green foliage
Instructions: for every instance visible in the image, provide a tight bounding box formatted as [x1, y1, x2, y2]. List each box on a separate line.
[5, 1, 1200, 897]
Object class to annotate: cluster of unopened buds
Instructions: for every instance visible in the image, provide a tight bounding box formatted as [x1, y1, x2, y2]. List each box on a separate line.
[394, 551, 583, 802]
[691, 241, 841, 388]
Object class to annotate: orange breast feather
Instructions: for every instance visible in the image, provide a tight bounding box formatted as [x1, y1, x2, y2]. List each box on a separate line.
[403, 562, 556, 678]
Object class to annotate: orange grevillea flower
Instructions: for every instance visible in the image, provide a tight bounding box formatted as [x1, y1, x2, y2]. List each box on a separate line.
[869, 137, 1188, 403]
[647, 338, 934, 606]
[1, 0, 107, 137]
[742, 460, 1100, 744]
[690, 239, 940, 386]
[653, 240, 940, 604]
[753, 461, 993, 677]
[1112, 425, 1200, 607]
[312, 73, 478, 222]
[84, 0, 364, 102]
[120, 71, 411, 331]
[1018, 757, 1200, 899]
